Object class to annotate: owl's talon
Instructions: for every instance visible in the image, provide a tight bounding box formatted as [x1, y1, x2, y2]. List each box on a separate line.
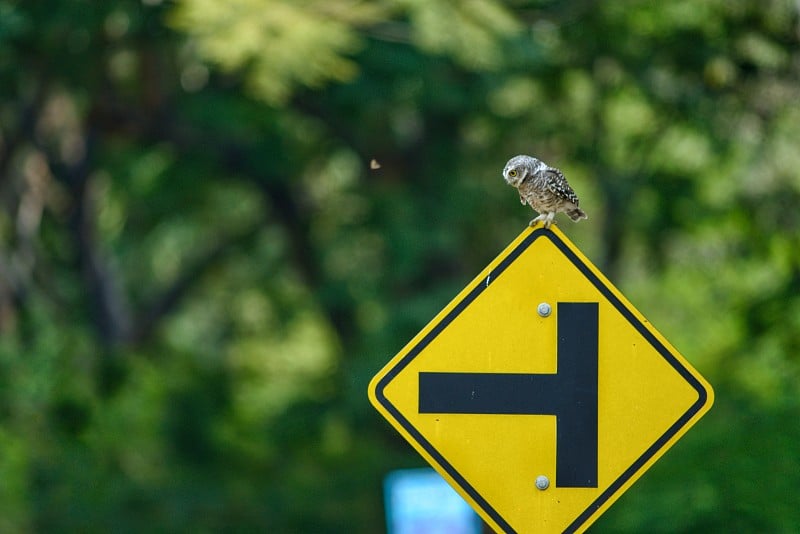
[529, 213, 557, 229]
[529, 214, 546, 228]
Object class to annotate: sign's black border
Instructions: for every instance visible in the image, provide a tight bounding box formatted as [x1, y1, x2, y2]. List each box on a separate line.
[374, 228, 710, 533]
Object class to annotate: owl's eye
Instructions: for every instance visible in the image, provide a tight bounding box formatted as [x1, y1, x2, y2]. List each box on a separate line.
[508, 169, 518, 178]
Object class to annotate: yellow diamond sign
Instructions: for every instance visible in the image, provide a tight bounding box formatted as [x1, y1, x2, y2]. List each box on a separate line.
[368, 225, 713, 533]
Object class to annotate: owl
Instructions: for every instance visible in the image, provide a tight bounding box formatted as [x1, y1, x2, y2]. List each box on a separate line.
[502, 155, 587, 229]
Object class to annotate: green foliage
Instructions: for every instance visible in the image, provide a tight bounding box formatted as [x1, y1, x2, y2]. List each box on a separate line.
[170, 0, 388, 104]
[0, 0, 799, 531]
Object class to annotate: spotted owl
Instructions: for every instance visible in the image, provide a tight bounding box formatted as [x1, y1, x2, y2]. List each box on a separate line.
[502, 155, 587, 229]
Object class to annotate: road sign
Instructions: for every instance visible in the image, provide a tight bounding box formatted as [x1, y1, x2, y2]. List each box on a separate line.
[368, 225, 713, 533]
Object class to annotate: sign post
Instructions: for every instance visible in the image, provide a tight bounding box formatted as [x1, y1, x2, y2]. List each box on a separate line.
[369, 225, 713, 533]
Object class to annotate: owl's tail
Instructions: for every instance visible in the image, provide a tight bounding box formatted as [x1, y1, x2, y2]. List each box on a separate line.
[567, 207, 588, 221]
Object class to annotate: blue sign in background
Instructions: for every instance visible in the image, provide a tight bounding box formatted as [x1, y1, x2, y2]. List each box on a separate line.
[384, 468, 481, 534]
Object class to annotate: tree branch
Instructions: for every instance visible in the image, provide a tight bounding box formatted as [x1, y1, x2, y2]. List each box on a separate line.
[131, 221, 264, 345]
[46, 131, 134, 348]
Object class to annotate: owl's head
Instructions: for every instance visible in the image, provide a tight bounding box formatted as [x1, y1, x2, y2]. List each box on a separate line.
[502, 155, 544, 187]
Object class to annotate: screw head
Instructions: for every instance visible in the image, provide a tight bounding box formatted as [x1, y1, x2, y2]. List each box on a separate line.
[537, 302, 552, 317]
[535, 475, 550, 491]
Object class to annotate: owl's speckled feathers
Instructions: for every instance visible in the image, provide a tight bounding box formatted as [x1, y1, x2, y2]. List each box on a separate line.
[502, 155, 587, 229]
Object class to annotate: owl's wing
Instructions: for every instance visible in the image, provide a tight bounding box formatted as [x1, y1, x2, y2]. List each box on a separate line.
[545, 168, 580, 205]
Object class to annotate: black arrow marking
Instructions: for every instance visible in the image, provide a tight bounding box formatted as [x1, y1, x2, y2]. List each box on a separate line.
[419, 302, 598, 488]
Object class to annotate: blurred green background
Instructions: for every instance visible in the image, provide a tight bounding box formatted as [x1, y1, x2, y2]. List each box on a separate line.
[1, 0, 799, 532]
